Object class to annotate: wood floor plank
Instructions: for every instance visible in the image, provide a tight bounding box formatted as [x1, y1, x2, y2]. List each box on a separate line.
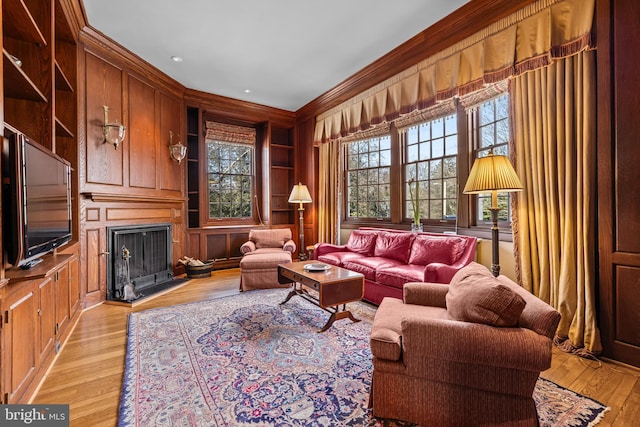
[31, 268, 640, 426]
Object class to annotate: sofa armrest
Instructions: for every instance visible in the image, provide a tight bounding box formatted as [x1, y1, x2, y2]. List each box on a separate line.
[314, 243, 350, 258]
[401, 316, 553, 372]
[424, 260, 470, 283]
[240, 240, 256, 254]
[403, 282, 448, 308]
[283, 239, 296, 254]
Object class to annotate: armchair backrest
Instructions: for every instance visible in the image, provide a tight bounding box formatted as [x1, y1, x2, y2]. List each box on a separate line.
[249, 228, 292, 249]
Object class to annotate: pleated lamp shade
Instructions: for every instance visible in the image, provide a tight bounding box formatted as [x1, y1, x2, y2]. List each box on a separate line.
[463, 153, 523, 194]
[288, 183, 312, 204]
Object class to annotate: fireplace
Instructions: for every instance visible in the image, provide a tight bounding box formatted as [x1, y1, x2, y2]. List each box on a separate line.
[107, 223, 174, 301]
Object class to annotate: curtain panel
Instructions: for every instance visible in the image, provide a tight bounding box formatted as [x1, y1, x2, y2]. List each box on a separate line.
[511, 50, 600, 355]
[313, 0, 594, 144]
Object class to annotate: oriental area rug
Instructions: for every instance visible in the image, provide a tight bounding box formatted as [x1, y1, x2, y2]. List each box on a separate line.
[118, 288, 608, 427]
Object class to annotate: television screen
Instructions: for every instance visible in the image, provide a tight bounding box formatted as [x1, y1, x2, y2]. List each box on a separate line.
[2, 133, 72, 267]
[23, 140, 72, 259]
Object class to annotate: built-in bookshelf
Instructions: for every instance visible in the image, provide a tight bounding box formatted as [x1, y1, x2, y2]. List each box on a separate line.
[269, 126, 295, 225]
[186, 107, 201, 228]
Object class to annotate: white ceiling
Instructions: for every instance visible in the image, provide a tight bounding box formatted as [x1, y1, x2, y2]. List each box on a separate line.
[82, 0, 469, 112]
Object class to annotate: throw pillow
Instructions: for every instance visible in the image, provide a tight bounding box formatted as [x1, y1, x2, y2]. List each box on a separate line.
[346, 230, 378, 256]
[446, 267, 526, 327]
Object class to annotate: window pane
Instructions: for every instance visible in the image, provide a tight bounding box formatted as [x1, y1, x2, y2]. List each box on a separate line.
[432, 138, 444, 158]
[403, 113, 457, 222]
[345, 134, 392, 219]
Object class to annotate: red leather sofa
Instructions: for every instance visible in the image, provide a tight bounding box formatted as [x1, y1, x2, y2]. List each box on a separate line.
[313, 228, 477, 305]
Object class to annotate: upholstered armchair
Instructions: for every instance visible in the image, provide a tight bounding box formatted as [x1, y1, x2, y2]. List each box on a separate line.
[239, 229, 296, 291]
[240, 228, 296, 256]
[369, 262, 561, 426]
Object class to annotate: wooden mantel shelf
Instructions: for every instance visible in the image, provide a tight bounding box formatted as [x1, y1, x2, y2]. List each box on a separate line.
[82, 192, 187, 203]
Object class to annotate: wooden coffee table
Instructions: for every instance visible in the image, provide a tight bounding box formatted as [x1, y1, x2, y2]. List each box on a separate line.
[278, 261, 364, 332]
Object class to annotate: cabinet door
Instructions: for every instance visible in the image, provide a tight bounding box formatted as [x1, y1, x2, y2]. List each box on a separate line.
[54, 263, 70, 337]
[2, 280, 38, 403]
[38, 276, 56, 362]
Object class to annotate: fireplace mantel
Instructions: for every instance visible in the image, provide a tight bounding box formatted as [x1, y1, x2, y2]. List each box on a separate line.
[82, 192, 186, 203]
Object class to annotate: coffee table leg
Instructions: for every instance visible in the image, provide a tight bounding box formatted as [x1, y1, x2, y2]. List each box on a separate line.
[318, 309, 360, 333]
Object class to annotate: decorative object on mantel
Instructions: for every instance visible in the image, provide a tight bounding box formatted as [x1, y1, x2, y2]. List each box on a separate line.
[408, 177, 423, 232]
[463, 147, 523, 277]
[102, 105, 126, 150]
[118, 288, 609, 427]
[178, 256, 215, 278]
[168, 130, 187, 164]
[288, 182, 312, 260]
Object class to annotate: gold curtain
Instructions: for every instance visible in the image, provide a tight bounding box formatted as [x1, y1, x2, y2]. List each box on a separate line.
[511, 50, 601, 355]
[313, 0, 594, 144]
[317, 139, 341, 244]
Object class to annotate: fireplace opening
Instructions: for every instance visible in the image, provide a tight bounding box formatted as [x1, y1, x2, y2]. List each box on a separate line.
[107, 223, 181, 302]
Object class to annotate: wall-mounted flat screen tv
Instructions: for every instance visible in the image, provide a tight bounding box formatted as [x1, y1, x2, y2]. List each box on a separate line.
[2, 133, 72, 268]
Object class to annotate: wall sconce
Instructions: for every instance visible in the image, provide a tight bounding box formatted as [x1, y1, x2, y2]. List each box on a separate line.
[103, 105, 126, 150]
[169, 131, 187, 164]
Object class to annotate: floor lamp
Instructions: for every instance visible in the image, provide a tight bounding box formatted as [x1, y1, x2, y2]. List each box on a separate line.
[463, 150, 523, 277]
[288, 183, 312, 261]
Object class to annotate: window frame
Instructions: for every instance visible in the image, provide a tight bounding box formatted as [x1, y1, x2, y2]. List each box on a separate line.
[342, 133, 395, 223]
[201, 120, 260, 227]
[338, 84, 515, 241]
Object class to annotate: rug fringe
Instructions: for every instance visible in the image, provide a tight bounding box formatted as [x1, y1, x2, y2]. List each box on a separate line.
[586, 406, 610, 427]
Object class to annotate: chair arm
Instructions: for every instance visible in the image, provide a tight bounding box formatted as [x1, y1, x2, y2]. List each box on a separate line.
[401, 316, 553, 372]
[402, 282, 448, 308]
[314, 243, 350, 258]
[283, 239, 296, 254]
[424, 260, 469, 283]
[240, 241, 256, 254]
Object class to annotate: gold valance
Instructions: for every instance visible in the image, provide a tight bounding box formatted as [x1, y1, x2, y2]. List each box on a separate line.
[314, 0, 594, 143]
[205, 121, 256, 145]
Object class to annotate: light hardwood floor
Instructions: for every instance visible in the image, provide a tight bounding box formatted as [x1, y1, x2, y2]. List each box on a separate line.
[32, 268, 640, 426]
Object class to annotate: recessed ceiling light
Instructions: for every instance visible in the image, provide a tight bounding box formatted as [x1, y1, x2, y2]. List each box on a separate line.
[244, 89, 252, 94]
[171, 56, 183, 62]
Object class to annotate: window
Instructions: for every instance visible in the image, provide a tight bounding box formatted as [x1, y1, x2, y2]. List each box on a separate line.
[403, 114, 458, 223]
[345, 135, 392, 219]
[207, 140, 253, 219]
[470, 93, 512, 222]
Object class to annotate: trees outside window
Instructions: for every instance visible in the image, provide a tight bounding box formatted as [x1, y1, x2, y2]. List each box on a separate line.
[207, 140, 253, 219]
[345, 135, 392, 219]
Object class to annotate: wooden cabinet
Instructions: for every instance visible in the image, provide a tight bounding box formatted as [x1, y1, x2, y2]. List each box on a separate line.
[1, 253, 80, 403]
[1, 279, 39, 404]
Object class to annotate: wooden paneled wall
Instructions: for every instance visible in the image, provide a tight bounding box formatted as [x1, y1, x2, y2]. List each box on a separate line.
[597, 0, 640, 367]
[77, 31, 186, 307]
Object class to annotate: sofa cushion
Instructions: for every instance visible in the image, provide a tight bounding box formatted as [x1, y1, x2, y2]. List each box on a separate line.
[346, 230, 378, 256]
[317, 251, 364, 267]
[408, 235, 467, 265]
[374, 232, 415, 264]
[446, 263, 526, 327]
[376, 264, 426, 289]
[343, 257, 403, 281]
